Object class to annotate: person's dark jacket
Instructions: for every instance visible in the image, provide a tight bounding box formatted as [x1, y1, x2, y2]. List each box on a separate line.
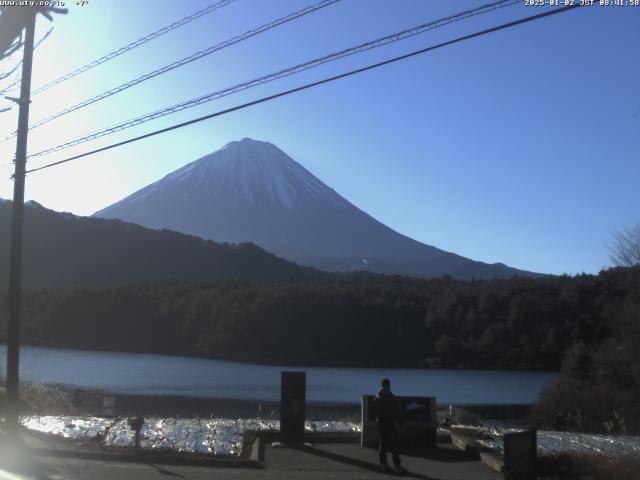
[373, 387, 403, 430]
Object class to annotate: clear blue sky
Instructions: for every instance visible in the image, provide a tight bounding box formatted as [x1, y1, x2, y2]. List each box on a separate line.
[0, 0, 638, 275]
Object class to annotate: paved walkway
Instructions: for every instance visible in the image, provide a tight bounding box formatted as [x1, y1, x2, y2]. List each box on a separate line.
[0, 433, 501, 480]
[266, 443, 501, 479]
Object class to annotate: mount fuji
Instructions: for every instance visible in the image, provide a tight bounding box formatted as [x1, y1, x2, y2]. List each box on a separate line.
[95, 138, 534, 279]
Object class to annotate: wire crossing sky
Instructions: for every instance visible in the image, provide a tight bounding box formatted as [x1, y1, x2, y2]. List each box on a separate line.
[0, 0, 638, 276]
[26, 0, 518, 157]
[24, 3, 580, 175]
[6, 0, 341, 139]
[26, 0, 237, 96]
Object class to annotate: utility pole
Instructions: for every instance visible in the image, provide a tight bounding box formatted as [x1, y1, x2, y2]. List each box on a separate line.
[5, 10, 36, 435]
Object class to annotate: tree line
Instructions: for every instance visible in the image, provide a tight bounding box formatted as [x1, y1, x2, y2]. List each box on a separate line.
[1, 266, 637, 370]
[532, 270, 640, 434]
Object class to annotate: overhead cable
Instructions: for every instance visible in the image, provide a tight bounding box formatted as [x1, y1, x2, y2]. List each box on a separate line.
[28, 0, 520, 158]
[0, 26, 53, 94]
[9, 0, 340, 138]
[24, 0, 237, 96]
[24, 3, 584, 176]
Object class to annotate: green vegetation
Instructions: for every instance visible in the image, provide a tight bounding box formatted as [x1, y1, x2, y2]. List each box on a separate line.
[1, 267, 637, 371]
[532, 289, 640, 434]
[531, 227, 640, 435]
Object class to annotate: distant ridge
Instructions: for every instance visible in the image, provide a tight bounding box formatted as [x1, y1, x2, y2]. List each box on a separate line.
[0, 200, 320, 290]
[95, 138, 539, 279]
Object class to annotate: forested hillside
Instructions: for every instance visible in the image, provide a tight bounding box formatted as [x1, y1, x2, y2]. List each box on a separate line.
[2, 267, 636, 369]
[0, 200, 320, 289]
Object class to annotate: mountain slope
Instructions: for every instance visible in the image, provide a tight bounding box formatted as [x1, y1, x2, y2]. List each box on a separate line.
[0, 199, 319, 290]
[95, 138, 537, 279]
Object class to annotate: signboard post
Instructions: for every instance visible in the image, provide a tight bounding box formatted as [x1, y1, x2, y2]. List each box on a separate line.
[361, 394, 378, 448]
[361, 395, 437, 448]
[95, 389, 104, 415]
[280, 371, 306, 444]
[102, 395, 116, 416]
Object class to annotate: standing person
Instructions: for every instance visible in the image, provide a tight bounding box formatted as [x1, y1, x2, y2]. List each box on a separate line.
[373, 378, 405, 473]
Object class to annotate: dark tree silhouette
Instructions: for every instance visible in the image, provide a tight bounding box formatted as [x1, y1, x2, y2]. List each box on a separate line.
[611, 223, 640, 267]
[2, 266, 638, 371]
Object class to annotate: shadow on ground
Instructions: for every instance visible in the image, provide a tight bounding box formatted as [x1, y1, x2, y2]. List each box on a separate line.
[291, 444, 437, 479]
[399, 444, 478, 463]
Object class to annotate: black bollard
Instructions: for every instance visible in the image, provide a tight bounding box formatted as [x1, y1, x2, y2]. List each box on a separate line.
[128, 416, 145, 453]
[504, 430, 537, 480]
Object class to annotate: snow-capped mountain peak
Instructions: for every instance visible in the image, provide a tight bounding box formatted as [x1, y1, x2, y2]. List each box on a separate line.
[126, 138, 337, 210]
[95, 138, 535, 279]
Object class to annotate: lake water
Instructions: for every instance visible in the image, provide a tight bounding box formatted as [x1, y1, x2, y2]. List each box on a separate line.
[0, 346, 558, 404]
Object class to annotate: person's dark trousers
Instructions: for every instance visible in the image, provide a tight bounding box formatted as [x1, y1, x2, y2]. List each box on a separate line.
[377, 424, 401, 467]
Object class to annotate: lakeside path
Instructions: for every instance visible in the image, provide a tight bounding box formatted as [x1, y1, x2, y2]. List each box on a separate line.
[1, 434, 501, 480]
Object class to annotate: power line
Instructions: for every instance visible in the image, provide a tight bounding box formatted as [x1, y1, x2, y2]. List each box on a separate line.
[21, 0, 237, 96]
[9, 0, 341, 138]
[24, 3, 584, 176]
[4, 27, 53, 77]
[0, 57, 24, 82]
[0, 76, 21, 95]
[0, 26, 53, 96]
[28, 0, 520, 158]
